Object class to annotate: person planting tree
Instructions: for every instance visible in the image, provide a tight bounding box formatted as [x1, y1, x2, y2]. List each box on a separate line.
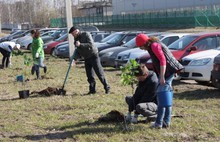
[0, 41, 20, 68]
[69, 26, 110, 95]
[124, 64, 158, 124]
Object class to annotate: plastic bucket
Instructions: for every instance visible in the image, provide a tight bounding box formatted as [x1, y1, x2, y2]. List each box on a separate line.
[18, 90, 30, 99]
[157, 90, 173, 107]
[16, 75, 24, 82]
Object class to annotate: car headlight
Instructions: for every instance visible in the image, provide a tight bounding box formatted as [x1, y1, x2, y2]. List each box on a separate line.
[189, 58, 211, 66]
[122, 53, 130, 60]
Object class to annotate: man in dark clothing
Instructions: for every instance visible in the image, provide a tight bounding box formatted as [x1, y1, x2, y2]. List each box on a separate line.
[69, 26, 110, 94]
[125, 64, 158, 123]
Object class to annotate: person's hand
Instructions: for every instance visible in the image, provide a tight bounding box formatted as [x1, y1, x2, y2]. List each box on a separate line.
[35, 53, 39, 58]
[75, 41, 80, 47]
[125, 112, 132, 122]
[160, 76, 165, 85]
[71, 60, 76, 67]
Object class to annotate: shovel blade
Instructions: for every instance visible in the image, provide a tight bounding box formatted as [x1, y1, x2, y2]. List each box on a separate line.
[58, 89, 66, 95]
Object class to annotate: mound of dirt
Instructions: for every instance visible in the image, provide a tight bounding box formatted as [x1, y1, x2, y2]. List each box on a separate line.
[98, 110, 125, 123]
[31, 87, 59, 96]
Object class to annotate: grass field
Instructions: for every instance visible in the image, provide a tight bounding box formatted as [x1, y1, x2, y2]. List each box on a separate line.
[0, 51, 219, 142]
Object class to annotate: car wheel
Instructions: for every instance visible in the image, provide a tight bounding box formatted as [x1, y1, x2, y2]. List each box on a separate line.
[51, 48, 56, 57]
[27, 44, 32, 50]
[211, 76, 220, 89]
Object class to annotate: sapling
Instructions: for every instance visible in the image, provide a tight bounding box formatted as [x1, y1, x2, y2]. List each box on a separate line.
[120, 59, 139, 94]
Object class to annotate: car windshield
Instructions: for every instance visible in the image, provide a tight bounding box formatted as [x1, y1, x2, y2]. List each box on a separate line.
[168, 35, 198, 50]
[106, 34, 124, 44]
[157, 35, 164, 40]
[100, 33, 119, 43]
[55, 33, 67, 41]
[123, 38, 136, 48]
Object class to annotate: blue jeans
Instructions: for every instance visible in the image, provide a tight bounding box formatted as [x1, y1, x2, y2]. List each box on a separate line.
[155, 74, 174, 127]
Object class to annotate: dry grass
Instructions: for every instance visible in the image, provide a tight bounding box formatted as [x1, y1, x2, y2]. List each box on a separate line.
[0, 52, 220, 142]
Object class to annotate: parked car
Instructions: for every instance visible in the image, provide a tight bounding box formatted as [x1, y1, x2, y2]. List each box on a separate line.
[92, 32, 111, 42]
[41, 28, 67, 44]
[157, 33, 190, 46]
[114, 32, 183, 67]
[44, 33, 68, 55]
[99, 37, 137, 67]
[96, 31, 145, 52]
[53, 41, 69, 58]
[180, 47, 220, 85]
[139, 32, 220, 70]
[211, 54, 220, 89]
[16, 28, 59, 49]
[0, 30, 26, 42]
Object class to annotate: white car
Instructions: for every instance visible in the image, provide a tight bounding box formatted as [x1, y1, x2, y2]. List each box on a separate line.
[180, 47, 220, 84]
[115, 33, 189, 67]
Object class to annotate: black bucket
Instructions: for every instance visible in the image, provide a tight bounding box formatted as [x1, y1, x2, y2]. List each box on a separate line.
[18, 90, 30, 99]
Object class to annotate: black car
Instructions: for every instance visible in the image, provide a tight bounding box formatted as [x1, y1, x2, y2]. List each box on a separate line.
[96, 31, 145, 52]
[211, 53, 220, 89]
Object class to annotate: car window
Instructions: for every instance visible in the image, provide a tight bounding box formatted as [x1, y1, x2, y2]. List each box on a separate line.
[217, 36, 220, 47]
[193, 37, 216, 50]
[168, 35, 198, 50]
[55, 33, 68, 41]
[122, 35, 136, 43]
[94, 35, 103, 42]
[161, 36, 179, 46]
[100, 33, 118, 43]
[107, 34, 125, 44]
[123, 38, 136, 48]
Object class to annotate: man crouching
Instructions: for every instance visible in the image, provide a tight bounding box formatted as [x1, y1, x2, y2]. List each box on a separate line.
[125, 64, 158, 123]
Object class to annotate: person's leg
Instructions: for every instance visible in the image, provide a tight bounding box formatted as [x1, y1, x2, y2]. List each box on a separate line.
[39, 57, 47, 73]
[0, 48, 7, 68]
[5, 52, 11, 68]
[85, 59, 96, 93]
[153, 106, 165, 128]
[163, 106, 172, 127]
[136, 102, 157, 121]
[91, 55, 110, 93]
[35, 65, 40, 79]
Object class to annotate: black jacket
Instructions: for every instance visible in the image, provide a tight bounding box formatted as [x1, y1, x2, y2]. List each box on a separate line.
[72, 32, 98, 60]
[133, 71, 158, 107]
[147, 41, 184, 79]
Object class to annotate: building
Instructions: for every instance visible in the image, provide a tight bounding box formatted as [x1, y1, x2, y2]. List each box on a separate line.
[78, 0, 112, 16]
[112, 0, 220, 15]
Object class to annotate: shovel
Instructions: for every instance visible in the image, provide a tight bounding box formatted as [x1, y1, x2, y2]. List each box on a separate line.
[58, 59, 74, 95]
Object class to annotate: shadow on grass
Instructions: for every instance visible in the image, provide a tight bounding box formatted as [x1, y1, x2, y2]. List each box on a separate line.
[174, 88, 220, 100]
[10, 121, 121, 141]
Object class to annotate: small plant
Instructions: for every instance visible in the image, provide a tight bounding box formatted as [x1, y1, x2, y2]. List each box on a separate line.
[12, 50, 24, 56]
[120, 59, 140, 93]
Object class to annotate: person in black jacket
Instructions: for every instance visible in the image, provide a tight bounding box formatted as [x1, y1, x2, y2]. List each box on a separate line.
[69, 26, 110, 94]
[125, 64, 158, 123]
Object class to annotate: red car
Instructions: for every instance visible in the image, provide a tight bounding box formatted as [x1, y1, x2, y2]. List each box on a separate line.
[137, 32, 220, 69]
[44, 33, 68, 55]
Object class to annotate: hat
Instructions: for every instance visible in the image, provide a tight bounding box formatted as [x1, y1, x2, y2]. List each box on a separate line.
[15, 44, 20, 50]
[136, 34, 149, 47]
[68, 26, 77, 34]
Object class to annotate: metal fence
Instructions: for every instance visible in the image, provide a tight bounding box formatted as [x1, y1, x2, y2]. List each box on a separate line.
[50, 7, 220, 28]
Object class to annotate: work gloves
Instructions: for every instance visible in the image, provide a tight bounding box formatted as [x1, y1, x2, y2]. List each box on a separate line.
[35, 53, 39, 58]
[125, 112, 138, 124]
